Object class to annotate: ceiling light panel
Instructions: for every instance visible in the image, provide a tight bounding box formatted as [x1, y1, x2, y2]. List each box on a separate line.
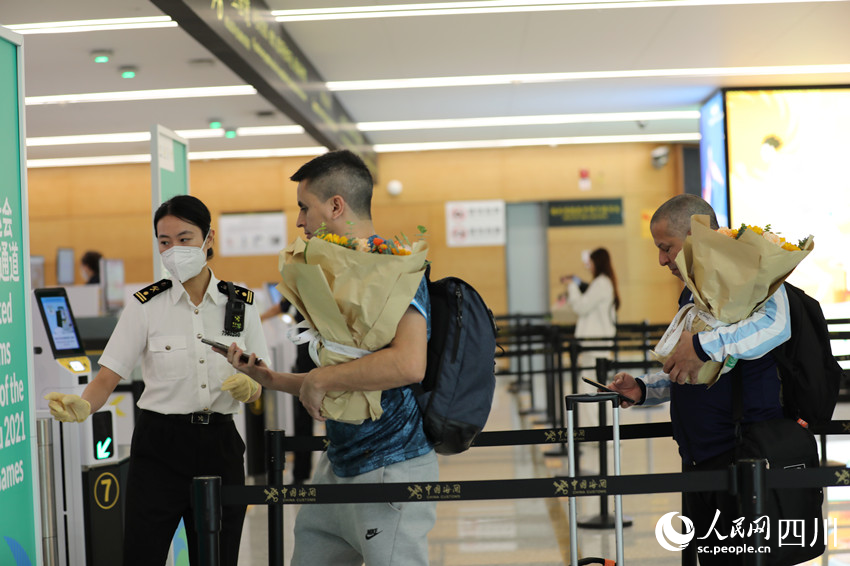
[327, 64, 850, 91]
[25, 85, 257, 105]
[8, 17, 176, 34]
[273, 0, 847, 21]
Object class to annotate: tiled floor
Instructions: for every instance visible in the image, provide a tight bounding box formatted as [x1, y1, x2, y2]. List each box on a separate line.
[236, 380, 850, 565]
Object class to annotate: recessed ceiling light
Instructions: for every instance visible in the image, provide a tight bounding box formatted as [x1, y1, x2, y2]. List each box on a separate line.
[208, 119, 222, 129]
[90, 49, 112, 63]
[119, 66, 137, 79]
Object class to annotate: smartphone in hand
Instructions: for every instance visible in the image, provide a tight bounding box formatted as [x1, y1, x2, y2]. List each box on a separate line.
[200, 337, 262, 365]
[581, 376, 637, 405]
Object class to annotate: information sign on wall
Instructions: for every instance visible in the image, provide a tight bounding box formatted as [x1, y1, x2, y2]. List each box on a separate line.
[547, 198, 623, 227]
[218, 212, 286, 257]
[445, 200, 506, 247]
[0, 26, 41, 566]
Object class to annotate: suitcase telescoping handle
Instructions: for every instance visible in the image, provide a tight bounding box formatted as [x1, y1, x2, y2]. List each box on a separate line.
[565, 393, 624, 566]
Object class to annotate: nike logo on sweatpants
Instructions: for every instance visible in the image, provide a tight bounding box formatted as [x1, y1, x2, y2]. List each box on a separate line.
[365, 528, 382, 540]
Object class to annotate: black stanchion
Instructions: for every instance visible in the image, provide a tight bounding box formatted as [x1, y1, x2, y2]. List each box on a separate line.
[540, 327, 558, 427]
[682, 464, 697, 566]
[508, 321, 528, 395]
[266, 429, 285, 565]
[544, 329, 571, 457]
[738, 459, 767, 566]
[192, 476, 221, 566]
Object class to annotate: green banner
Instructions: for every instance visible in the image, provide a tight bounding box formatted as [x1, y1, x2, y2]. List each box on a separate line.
[0, 29, 40, 566]
[151, 125, 191, 280]
[548, 198, 624, 227]
[160, 138, 188, 202]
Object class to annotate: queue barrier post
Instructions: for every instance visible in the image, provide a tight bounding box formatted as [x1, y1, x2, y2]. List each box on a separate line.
[739, 458, 768, 566]
[266, 429, 286, 565]
[192, 475, 222, 566]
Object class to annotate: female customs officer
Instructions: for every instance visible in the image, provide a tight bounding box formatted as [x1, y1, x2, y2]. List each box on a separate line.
[45, 195, 269, 566]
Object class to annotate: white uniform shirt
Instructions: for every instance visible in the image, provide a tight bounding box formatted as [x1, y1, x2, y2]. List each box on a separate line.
[98, 270, 269, 415]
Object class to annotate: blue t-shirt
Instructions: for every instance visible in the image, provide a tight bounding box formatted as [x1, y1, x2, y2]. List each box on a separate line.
[325, 275, 432, 477]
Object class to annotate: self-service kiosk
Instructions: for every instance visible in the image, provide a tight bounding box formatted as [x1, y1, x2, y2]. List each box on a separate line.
[33, 287, 119, 566]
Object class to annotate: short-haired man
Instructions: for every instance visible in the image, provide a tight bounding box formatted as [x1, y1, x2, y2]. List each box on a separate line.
[609, 194, 791, 565]
[225, 150, 437, 566]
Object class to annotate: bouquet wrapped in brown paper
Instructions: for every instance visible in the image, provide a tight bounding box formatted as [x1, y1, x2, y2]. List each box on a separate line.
[278, 233, 428, 423]
[653, 214, 813, 386]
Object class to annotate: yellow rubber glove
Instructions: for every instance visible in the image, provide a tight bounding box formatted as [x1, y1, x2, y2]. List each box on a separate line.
[44, 392, 91, 423]
[221, 373, 260, 403]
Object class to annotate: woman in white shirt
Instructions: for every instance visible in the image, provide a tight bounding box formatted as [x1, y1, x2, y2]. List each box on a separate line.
[567, 248, 619, 343]
[45, 195, 269, 566]
[566, 247, 620, 427]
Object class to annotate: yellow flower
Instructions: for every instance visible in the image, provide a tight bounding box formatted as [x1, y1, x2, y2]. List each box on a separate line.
[716, 223, 805, 252]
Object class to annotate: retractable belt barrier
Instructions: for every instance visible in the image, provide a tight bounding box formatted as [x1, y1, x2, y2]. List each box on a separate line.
[280, 419, 850, 452]
[189, 316, 850, 565]
[192, 425, 850, 566]
[281, 421, 675, 452]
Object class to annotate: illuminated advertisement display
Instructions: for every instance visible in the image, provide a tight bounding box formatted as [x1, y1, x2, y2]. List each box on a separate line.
[699, 90, 729, 228]
[725, 87, 850, 315]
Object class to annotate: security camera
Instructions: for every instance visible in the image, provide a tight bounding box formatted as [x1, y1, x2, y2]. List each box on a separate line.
[651, 146, 670, 169]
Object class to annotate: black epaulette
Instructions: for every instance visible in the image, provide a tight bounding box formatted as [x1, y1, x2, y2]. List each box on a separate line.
[134, 279, 173, 304]
[217, 281, 254, 304]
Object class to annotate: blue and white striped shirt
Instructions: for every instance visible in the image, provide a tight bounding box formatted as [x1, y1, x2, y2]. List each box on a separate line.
[641, 285, 790, 406]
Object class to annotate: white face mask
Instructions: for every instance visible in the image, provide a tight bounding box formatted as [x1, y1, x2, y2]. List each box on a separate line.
[161, 232, 209, 283]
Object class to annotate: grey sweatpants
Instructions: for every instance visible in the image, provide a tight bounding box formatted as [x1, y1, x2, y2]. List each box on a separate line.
[291, 450, 438, 566]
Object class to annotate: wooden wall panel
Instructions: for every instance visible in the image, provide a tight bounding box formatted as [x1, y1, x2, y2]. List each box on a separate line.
[26, 143, 686, 323]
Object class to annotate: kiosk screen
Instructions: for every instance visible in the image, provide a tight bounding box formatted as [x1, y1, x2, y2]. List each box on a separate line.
[266, 281, 283, 306]
[35, 288, 87, 358]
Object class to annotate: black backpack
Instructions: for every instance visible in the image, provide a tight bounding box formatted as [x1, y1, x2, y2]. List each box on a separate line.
[773, 282, 844, 427]
[414, 268, 498, 455]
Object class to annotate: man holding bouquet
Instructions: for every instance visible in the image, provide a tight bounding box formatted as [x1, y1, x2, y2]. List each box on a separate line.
[222, 150, 437, 566]
[608, 194, 791, 565]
